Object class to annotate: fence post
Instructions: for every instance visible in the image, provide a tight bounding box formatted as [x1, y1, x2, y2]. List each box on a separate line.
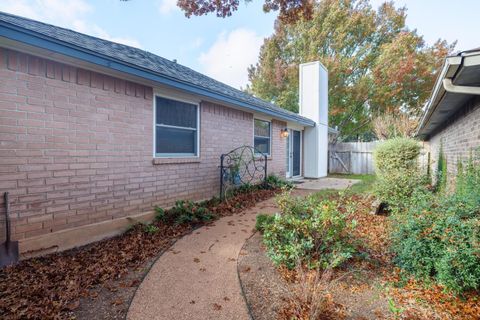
[349, 150, 353, 174]
[220, 154, 225, 199]
[264, 154, 268, 185]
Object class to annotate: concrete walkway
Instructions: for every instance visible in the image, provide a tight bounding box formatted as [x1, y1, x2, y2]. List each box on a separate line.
[295, 177, 360, 190]
[127, 196, 284, 320]
[128, 178, 354, 320]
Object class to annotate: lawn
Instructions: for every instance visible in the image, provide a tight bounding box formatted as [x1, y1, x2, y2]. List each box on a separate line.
[310, 174, 376, 200]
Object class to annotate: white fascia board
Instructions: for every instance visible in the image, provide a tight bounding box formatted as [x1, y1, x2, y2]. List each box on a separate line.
[463, 53, 480, 67]
[417, 56, 462, 136]
[286, 121, 305, 131]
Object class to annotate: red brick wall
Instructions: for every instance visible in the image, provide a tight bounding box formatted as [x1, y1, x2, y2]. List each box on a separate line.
[0, 48, 287, 241]
[426, 96, 480, 184]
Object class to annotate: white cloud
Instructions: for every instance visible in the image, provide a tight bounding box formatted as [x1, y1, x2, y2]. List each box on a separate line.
[192, 37, 204, 49]
[157, 0, 179, 15]
[199, 29, 264, 89]
[0, 0, 142, 48]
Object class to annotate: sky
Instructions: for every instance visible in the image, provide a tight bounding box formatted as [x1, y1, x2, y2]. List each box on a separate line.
[0, 0, 478, 89]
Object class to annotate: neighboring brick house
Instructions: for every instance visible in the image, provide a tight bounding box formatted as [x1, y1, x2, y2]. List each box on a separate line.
[0, 12, 329, 257]
[418, 48, 480, 182]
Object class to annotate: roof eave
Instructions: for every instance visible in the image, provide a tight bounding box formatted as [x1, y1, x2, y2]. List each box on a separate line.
[416, 56, 463, 139]
[0, 22, 315, 127]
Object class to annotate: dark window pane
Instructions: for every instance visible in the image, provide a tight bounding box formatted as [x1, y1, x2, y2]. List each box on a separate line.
[293, 130, 301, 176]
[254, 119, 270, 137]
[156, 96, 197, 128]
[254, 137, 270, 155]
[156, 126, 196, 154]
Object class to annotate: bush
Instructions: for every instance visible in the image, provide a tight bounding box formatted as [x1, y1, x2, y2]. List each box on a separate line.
[155, 200, 215, 226]
[142, 223, 159, 234]
[374, 137, 421, 174]
[255, 214, 275, 233]
[264, 174, 294, 190]
[373, 171, 429, 214]
[262, 191, 355, 269]
[435, 143, 448, 192]
[373, 138, 427, 213]
[391, 157, 480, 293]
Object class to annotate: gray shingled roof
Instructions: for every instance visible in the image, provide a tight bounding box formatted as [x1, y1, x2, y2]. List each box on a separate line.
[0, 11, 314, 126]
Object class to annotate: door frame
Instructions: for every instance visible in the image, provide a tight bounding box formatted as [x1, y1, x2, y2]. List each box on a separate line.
[286, 129, 302, 179]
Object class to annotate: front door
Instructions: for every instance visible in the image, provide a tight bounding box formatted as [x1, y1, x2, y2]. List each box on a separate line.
[292, 130, 301, 177]
[286, 129, 301, 178]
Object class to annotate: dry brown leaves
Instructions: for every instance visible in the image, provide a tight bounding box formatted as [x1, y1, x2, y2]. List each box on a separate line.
[210, 188, 278, 217]
[277, 267, 346, 320]
[0, 188, 280, 319]
[348, 195, 393, 264]
[351, 195, 480, 319]
[276, 193, 480, 319]
[385, 270, 480, 320]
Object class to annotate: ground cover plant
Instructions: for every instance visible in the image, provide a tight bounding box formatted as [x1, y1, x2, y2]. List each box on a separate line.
[0, 176, 286, 319]
[260, 190, 356, 270]
[391, 153, 480, 294]
[250, 173, 480, 319]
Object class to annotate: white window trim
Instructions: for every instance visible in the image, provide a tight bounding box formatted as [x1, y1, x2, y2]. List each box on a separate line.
[253, 118, 272, 156]
[153, 93, 201, 158]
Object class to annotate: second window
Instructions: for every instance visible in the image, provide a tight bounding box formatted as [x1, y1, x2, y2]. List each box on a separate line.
[254, 119, 271, 156]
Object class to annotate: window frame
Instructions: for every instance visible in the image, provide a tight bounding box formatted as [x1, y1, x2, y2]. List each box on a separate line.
[153, 94, 200, 158]
[253, 118, 272, 156]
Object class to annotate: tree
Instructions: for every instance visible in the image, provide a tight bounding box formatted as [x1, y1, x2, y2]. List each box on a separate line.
[372, 113, 418, 140]
[247, 0, 455, 140]
[177, 0, 315, 23]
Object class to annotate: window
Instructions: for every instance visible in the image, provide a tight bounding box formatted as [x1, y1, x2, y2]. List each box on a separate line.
[254, 119, 271, 155]
[155, 96, 199, 157]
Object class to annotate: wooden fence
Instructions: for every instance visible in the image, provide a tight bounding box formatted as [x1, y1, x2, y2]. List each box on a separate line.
[329, 141, 430, 175]
[328, 141, 379, 175]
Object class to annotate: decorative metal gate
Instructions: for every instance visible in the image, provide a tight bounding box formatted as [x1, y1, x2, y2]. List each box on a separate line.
[219, 146, 267, 199]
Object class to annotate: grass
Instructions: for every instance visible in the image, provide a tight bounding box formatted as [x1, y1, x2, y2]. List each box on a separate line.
[313, 174, 376, 199]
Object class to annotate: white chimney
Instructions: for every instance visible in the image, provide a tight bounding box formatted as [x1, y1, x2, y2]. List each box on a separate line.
[299, 61, 328, 178]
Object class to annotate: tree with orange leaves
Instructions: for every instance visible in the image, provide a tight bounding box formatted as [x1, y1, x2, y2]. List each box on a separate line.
[247, 0, 455, 140]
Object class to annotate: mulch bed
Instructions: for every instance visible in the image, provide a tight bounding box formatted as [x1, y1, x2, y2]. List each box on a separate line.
[238, 193, 480, 320]
[0, 188, 279, 320]
[238, 232, 290, 320]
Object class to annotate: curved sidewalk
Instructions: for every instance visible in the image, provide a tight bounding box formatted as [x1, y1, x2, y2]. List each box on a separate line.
[127, 197, 281, 320]
[127, 179, 353, 320]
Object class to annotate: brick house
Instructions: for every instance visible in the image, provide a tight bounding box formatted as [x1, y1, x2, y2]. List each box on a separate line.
[418, 48, 480, 181]
[0, 12, 329, 257]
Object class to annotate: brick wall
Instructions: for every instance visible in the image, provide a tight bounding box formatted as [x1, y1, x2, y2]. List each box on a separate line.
[426, 96, 480, 182]
[0, 47, 288, 242]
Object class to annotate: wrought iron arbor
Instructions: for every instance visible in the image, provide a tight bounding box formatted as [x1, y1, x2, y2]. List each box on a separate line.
[219, 146, 267, 199]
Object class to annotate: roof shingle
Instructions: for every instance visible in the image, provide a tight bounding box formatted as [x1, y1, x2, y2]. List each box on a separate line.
[0, 11, 314, 126]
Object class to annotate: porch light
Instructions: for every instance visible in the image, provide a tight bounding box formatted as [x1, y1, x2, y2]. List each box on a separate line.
[281, 128, 289, 138]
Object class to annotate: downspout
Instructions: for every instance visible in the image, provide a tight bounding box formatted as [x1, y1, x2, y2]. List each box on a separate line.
[443, 78, 480, 95]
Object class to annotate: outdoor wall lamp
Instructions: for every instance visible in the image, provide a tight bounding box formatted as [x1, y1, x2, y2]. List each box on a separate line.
[280, 128, 289, 138]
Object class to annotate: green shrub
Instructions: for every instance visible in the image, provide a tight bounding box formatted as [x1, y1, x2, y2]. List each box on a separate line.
[374, 137, 421, 174]
[262, 192, 355, 269]
[391, 157, 480, 293]
[373, 171, 429, 214]
[264, 174, 293, 190]
[373, 138, 427, 213]
[435, 143, 448, 192]
[142, 223, 159, 234]
[255, 214, 275, 233]
[155, 200, 215, 226]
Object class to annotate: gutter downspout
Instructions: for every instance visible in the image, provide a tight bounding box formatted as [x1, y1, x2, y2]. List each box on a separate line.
[443, 78, 480, 95]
